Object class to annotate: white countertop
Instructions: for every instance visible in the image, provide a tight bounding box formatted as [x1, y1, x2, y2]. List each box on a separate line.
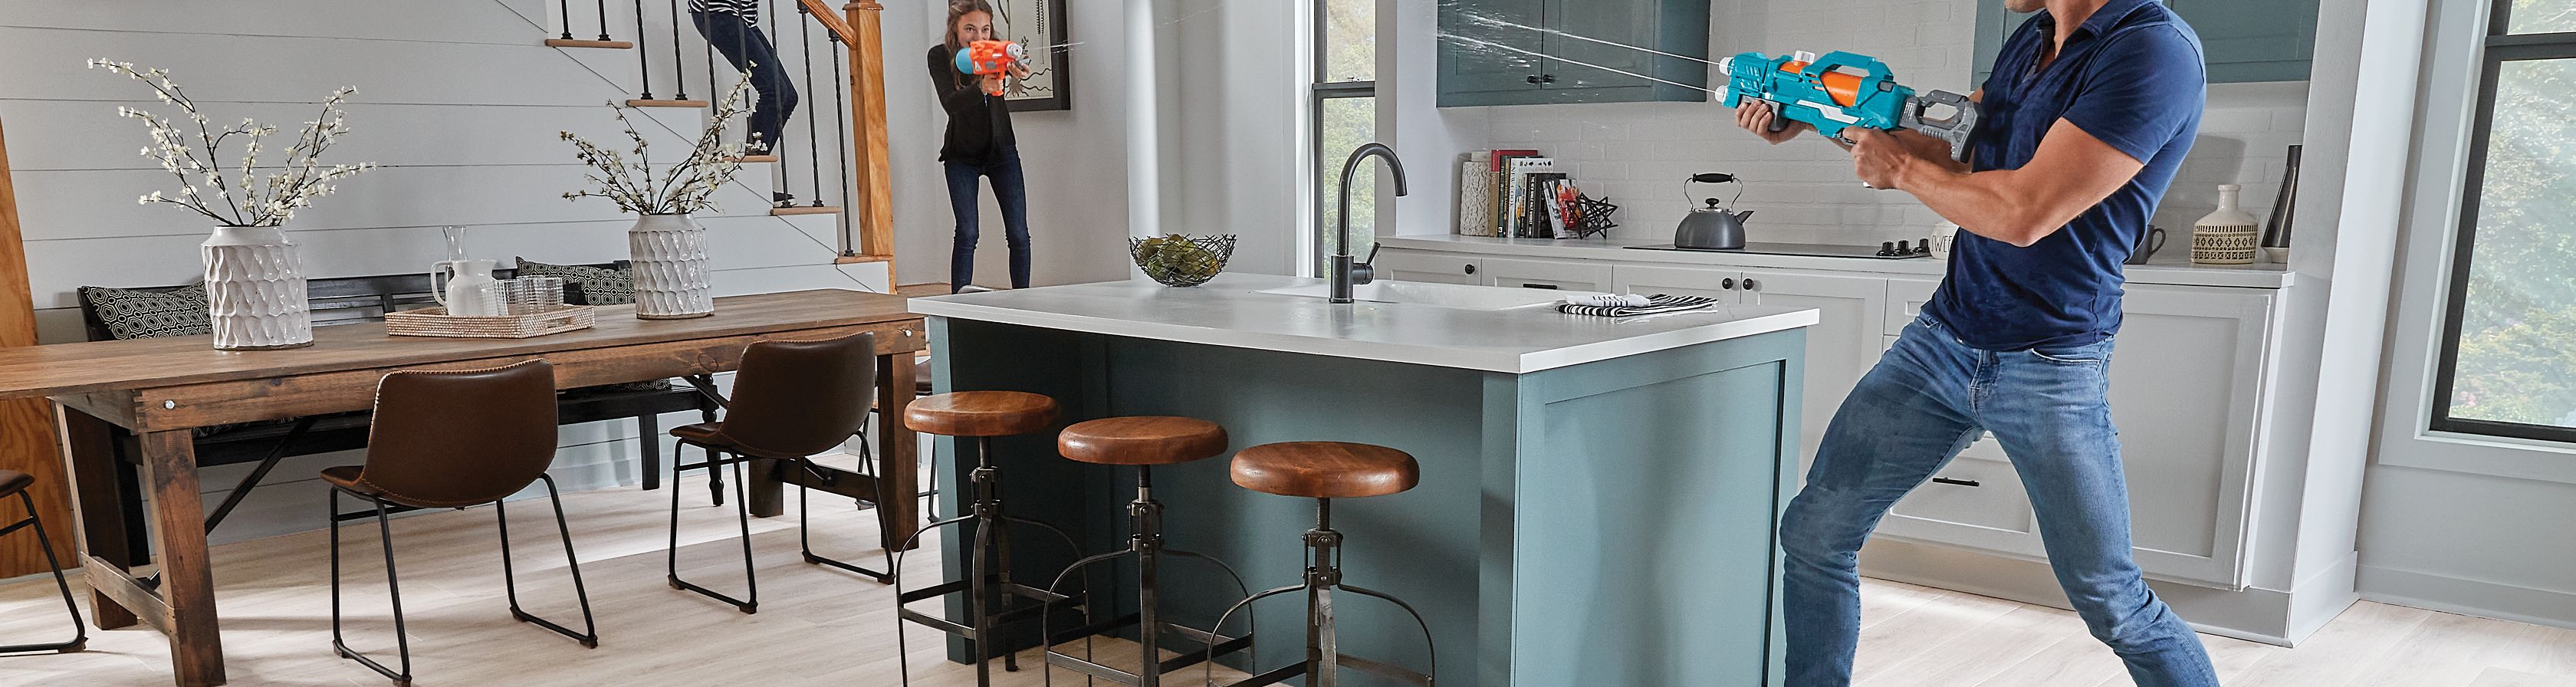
[1382, 235, 2297, 289]
[909, 274, 1821, 373]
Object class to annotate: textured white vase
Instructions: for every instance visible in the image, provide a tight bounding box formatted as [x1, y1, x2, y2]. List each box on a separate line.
[202, 225, 314, 350]
[629, 213, 714, 319]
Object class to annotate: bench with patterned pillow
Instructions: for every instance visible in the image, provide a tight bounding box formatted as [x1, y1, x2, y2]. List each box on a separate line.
[76, 261, 721, 557]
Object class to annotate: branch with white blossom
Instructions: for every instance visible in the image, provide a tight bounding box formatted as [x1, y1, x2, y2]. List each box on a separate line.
[91, 59, 376, 227]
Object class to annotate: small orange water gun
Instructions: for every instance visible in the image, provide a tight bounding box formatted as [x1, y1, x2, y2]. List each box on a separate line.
[952, 39, 1030, 96]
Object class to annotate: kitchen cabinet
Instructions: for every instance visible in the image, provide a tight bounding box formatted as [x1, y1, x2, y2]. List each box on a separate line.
[1875, 279, 2272, 587]
[1436, 0, 1711, 107]
[1375, 250, 1482, 284]
[1480, 256, 1612, 291]
[1972, 0, 2319, 84]
[1382, 244, 2277, 588]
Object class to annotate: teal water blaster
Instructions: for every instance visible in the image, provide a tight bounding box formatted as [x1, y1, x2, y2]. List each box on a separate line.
[1720, 51, 1980, 161]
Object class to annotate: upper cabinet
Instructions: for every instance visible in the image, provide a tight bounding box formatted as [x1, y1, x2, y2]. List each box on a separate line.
[1972, 0, 2321, 85]
[1437, 0, 1712, 107]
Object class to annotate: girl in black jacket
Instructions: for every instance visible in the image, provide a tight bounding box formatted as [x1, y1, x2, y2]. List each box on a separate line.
[932, 0, 1031, 291]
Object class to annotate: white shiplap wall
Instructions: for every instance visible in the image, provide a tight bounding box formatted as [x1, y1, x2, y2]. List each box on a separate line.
[1471, 1, 2308, 249]
[2, 0, 889, 543]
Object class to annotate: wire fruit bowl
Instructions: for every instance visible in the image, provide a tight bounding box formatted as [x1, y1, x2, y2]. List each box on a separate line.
[1130, 234, 1237, 287]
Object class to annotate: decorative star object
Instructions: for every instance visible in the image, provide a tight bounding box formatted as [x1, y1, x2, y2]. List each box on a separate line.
[1573, 194, 1620, 238]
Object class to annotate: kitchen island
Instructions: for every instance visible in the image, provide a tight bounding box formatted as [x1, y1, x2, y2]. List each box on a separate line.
[909, 273, 1819, 685]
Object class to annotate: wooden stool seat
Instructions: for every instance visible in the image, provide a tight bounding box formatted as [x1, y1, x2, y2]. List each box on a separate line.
[905, 391, 1060, 437]
[0, 470, 30, 499]
[1230, 442, 1420, 499]
[1058, 417, 1230, 465]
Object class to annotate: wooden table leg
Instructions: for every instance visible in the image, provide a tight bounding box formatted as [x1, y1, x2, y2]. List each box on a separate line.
[54, 403, 137, 629]
[136, 429, 225, 686]
[876, 352, 920, 551]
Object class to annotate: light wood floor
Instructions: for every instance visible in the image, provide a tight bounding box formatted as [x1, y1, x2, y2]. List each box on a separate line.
[0, 475, 2571, 686]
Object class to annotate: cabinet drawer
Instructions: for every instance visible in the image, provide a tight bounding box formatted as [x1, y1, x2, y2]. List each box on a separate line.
[1480, 257, 1612, 291]
[1884, 278, 1939, 336]
[1376, 250, 1483, 285]
[1881, 454, 2043, 557]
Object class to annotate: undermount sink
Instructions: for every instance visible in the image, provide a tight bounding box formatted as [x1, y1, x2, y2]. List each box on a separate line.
[1256, 281, 1597, 311]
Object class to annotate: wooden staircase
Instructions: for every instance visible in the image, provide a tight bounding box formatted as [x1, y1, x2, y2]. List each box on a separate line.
[546, 0, 896, 269]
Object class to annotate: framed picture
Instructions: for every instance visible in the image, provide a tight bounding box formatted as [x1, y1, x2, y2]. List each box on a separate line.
[996, 0, 1070, 111]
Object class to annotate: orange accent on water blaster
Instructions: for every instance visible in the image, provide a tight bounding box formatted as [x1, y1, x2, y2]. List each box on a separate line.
[1777, 60, 1864, 107]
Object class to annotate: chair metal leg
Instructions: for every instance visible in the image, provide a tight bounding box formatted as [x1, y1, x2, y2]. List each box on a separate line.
[497, 475, 600, 647]
[638, 413, 662, 492]
[330, 489, 413, 686]
[0, 491, 85, 655]
[795, 459, 895, 584]
[667, 451, 760, 613]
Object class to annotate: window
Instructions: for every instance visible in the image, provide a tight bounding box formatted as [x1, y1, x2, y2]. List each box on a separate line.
[2430, 0, 2576, 442]
[1313, 0, 1377, 271]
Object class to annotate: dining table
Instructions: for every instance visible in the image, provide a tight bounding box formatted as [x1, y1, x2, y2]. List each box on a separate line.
[0, 288, 927, 686]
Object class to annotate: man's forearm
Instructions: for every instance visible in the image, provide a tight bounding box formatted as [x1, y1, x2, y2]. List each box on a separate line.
[1893, 159, 2059, 247]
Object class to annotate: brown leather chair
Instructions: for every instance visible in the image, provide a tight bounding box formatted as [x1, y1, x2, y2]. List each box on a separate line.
[0, 470, 84, 656]
[322, 360, 597, 686]
[663, 331, 883, 613]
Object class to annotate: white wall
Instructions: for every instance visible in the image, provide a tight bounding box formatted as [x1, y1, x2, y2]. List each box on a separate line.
[1, 0, 889, 542]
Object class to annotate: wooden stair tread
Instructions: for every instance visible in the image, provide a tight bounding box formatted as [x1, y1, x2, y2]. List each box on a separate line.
[729, 154, 780, 163]
[544, 38, 635, 49]
[626, 99, 710, 108]
[893, 283, 951, 297]
[771, 205, 842, 215]
[834, 255, 893, 265]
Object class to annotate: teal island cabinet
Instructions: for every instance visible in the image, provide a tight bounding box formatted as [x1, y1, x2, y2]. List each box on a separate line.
[909, 274, 1818, 685]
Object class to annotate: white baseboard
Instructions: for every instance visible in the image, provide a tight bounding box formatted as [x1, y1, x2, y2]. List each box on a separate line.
[1858, 538, 2306, 646]
[2358, 563, 2576, 633]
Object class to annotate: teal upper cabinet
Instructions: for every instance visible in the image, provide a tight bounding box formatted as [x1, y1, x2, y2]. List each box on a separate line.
[1438, 0, 1712, 107]
[1973, 0, 2320, 85]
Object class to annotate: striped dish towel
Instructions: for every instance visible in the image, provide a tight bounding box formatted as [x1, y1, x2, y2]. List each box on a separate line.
[1557, 294, 1723, 317]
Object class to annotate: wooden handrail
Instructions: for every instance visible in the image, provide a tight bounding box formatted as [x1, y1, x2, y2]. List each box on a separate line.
[793, 0, 856, 41]
[843, 2, 895, 261]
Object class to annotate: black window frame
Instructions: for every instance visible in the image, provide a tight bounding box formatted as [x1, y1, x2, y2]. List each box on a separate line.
[1311, 0, 1376, 274]
[2427, 0, 2576, 444]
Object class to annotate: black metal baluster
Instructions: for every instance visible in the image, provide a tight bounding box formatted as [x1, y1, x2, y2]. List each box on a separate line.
[800, 4, 822, 206]
[596, 0, 613, 41]
[669, 0, 688, 100]
[560, 0, 576, 40]
[830, 29, 855, 256]
[635, 0, 655, 99]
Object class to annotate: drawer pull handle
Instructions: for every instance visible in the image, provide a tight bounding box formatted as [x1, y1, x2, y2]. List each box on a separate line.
[1521, 283, 1559, 290]
[1930, 477, 1980, 488]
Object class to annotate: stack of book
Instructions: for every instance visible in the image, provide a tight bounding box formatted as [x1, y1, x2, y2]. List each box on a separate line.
[1456, 150, 1590, 239]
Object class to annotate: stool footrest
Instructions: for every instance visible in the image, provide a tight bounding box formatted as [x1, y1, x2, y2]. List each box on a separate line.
[1227, 652, 1431, 687]
[1043, 613, 1256, 685]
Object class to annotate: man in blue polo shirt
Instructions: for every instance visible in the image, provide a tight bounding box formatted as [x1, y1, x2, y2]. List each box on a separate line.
[1733, 0, 2218, 685]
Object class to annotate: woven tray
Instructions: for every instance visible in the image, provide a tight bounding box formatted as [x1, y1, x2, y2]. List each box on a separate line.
[386, 305, 596, 339]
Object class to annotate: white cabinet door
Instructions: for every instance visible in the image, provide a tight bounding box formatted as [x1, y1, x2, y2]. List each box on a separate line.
[1375, 249, 1481, 284]
[1872, 283, 2272, 589]
[1738, 269, 1890, 475]
[1608, 264, 1748, 303]
[1884, 276, 1940, 335]
[1480, 256, 1614, 291]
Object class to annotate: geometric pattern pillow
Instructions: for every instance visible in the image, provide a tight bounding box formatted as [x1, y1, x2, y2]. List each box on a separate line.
[514, 258, 636, 306]
[80, 283, 215, 340]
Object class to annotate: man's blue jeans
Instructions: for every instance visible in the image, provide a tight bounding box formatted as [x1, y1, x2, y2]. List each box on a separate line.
[1780, 314, 2218, 687]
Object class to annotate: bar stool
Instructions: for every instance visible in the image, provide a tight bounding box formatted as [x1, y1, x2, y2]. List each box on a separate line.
[1040, 417, 1256, 686]
[0, 470, 84, 656]
[1212, 442, 1436, 687]
[665, 332, 888, 614]
[324, 360, 597, 686]
[893, 390, 1086, 686]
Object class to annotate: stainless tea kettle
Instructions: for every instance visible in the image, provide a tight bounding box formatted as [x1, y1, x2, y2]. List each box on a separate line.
[1675, 173, 1751, 250]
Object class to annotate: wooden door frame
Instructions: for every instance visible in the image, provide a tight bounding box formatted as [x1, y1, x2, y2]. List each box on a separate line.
[0, 113, 77, 578]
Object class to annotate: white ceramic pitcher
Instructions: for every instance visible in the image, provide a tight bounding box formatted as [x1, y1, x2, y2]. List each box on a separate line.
[431, 258, 503, 317]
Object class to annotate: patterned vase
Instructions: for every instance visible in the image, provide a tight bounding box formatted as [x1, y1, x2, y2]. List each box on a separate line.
[201, 225, 314, 350]
[628, 213, 713, 319]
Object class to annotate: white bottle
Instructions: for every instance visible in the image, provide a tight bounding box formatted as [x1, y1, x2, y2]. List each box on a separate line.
[2190, 184, 2260, 265]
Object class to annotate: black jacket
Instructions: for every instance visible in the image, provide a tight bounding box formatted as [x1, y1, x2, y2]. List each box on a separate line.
[929, 44, 1017, 167]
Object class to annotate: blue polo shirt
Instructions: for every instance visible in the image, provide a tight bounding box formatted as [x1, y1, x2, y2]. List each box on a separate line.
[1923, 0, 2206, 350]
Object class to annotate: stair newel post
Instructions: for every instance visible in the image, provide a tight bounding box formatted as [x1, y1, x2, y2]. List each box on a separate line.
[634, 0, 654, 100]
[799, 4, 823, 207]
[829, 28, 855, 257]
[669, 0, 688, 100]
[559, 0, 577, 40]
[596, 0, 613, 41]
[846, 1, 894, 260]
